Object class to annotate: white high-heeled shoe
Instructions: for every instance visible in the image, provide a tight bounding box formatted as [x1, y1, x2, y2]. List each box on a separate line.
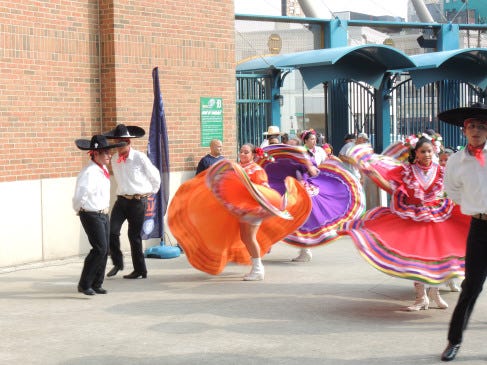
[292, 248, 312, 262]
[243, 258, 265, 281]
[243, 266, 264, 281]
[406, 282, 429, 311]
[447, 279, 461, 292]
[428, 287, 448, 309]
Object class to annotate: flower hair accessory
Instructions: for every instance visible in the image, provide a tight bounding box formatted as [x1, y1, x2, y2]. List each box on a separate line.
[254, 147, 275, 162]
[322, 143, 332, 155]
[300, 128, 316, 141]
[405, 132, 443, 154]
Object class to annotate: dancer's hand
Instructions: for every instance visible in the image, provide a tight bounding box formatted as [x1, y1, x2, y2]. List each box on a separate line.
[307, 166, 319, 177]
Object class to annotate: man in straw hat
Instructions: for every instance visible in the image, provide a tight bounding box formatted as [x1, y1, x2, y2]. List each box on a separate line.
[104, 124, 161, 280]
[73, 135, 127, 295]
[260, 125, 282, 147]
[438, 102, 487, 361]
[356, 132, 369, 145]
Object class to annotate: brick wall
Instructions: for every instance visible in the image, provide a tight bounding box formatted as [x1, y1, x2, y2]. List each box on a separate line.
[0, 0, 101, 182]
[0, 0, 236, 182]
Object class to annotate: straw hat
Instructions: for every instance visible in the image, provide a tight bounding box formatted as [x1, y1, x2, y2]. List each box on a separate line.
[263, 125, 282, 136]
[357, 132, 369, 140]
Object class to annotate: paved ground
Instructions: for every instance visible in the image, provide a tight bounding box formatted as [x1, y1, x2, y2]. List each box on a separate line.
[1, 237, 486, 365]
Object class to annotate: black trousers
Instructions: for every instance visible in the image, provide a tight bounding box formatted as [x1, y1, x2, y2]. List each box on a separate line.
[79, 211, 109, 290]
[447, 218, 487, 344]
[109, 196, 148, 274]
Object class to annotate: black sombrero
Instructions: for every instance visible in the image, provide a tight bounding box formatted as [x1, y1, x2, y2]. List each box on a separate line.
[437, 102, 487, 127]
[75, 135, 127, 151]
[103, 124, 145, 139]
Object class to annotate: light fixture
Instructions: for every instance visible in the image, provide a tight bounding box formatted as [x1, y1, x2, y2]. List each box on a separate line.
[274, 94, 284, 106]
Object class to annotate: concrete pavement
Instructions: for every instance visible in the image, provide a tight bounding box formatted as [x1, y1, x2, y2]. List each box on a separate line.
[1, 237, 486, 365]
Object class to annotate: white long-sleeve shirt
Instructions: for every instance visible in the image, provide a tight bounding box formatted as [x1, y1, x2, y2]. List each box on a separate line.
[72, 161, 111, 212]
[307, 146, 328, 166]
[444, 146, 487, 216]
[111, 148, 161, 195]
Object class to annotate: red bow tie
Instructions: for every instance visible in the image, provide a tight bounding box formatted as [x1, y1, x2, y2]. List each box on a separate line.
[117, 152, 129, 163]
[467, 144, 485, 166]
[95, 162, 110, 179]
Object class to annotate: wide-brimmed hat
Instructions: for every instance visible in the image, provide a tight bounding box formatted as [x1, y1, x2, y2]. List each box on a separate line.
[437, 102, 487, 127]
[357, 132, 369, 140]
[263, 125, 282, 136]
[75, 135, 127, 151]
[104, 124, 145, 139]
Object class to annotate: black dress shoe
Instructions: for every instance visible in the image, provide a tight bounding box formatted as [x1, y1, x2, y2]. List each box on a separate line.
[106, 266, 122, 277]
[441, 343, 461, 361]
[123, 271, 147, 279]
[77, 286, 96, 296]
[93, 287, 108, 294]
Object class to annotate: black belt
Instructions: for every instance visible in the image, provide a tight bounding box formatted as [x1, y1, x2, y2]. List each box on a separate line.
[472, 213, 487, 221]
[79, 207, 109, 214]
[119, 194, 150, 200]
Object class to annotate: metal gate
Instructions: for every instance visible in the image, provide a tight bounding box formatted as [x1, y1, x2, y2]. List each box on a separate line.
[236, 74, 272, 148]
[392, 78, 485, 149]
[346, 80, 375, 140]
[329, 79, 376, 148]
[337, 78, 485, 150]
[238, 75, 485, 151]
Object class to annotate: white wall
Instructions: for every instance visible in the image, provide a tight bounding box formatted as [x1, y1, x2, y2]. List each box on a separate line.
[0, 180, 43, 266]
[0, 170, 194, 269]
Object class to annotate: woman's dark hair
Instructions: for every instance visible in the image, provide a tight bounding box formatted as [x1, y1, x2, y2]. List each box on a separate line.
[424, 129, 436, 137]
[300, 129, 316, 142]
[408, 136, 434, 163]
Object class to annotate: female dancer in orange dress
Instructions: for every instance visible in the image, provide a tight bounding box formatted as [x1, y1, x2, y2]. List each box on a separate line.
[168, 143, 312, 281]
[237, 143, 274, 280]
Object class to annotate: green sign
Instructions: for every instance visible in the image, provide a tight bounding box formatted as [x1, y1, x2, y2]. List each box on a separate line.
[200, 97, 223, 147]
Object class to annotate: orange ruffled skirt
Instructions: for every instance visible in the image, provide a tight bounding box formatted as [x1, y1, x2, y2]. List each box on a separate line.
[168, 160, 312, 275]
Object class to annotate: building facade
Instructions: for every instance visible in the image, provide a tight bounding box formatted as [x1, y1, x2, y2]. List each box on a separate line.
[0, 0, 236, 267]
[444, 0, 487, 24]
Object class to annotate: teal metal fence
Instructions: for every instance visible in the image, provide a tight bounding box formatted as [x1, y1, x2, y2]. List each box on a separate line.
[236, 74, 272, 147]
[237, 74, 485, 151]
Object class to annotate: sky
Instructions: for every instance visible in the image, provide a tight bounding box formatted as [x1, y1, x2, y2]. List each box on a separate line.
[234, 0, 409, 19]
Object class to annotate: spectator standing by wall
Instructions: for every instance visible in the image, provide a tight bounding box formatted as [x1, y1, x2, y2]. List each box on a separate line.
[196, 139, 224, 175]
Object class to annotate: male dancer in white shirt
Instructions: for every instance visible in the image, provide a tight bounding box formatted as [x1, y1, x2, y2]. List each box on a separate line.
[439, 102, 487, 362]
[104, 124, 161, 279]
[73, 135, 126, 295]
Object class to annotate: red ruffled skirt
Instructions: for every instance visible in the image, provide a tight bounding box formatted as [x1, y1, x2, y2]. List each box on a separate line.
[339, 205, 470, 284]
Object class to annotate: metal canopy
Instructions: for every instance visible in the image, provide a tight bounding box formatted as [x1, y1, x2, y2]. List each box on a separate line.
[409, 48, 487, 89]
[236, 45, 415, 89]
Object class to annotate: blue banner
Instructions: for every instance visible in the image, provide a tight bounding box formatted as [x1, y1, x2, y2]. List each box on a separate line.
[142, 67, 170, 240]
